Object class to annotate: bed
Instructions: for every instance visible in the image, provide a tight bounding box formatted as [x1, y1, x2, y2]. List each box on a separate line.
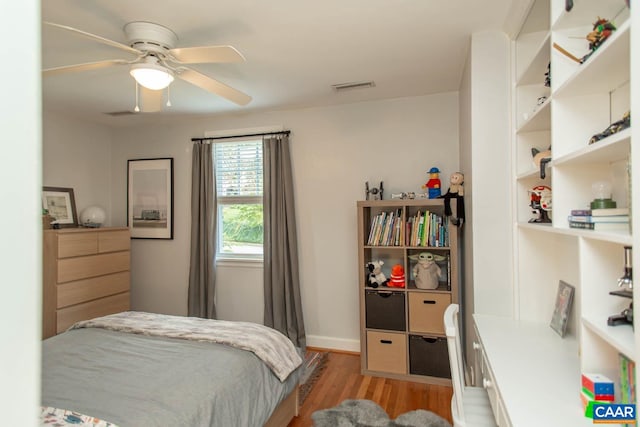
[41, 311, 303, 427]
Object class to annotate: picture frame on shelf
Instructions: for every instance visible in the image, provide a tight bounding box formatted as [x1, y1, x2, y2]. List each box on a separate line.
[127, 158, 174, 239]
[550, 280, 575, 338]
[42, 186, 78, 228]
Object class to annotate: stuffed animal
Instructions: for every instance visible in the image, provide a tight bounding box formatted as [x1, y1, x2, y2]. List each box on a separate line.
[440, 172, 466, 226]
[409, 252, 445, 290]
[366, 260, 388, 288]
[388, 264, 405, 288]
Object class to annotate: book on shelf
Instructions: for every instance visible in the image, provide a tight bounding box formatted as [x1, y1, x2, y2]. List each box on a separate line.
[367, 210, 403, 246]
[570, 207, 629, 217]
[568, 221, 629, 231]
[567, 215, 629, 223]
[619, 354, 636, 409]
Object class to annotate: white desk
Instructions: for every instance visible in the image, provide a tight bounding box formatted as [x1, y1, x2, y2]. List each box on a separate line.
[474, 314, 593, 427]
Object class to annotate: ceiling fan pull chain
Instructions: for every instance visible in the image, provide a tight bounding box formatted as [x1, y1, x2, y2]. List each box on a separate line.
[166, 84, 172, 107]
[134, 82, 140, 112]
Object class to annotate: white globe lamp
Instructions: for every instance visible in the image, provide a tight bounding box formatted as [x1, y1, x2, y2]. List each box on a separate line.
[80, 206, 107, 228]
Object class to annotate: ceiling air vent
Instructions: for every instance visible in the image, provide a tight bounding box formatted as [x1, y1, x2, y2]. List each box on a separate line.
[104, 111, 136, 116]
[332, 81, 376, 92]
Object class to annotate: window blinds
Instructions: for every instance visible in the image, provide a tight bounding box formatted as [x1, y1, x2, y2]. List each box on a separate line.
[214, 140, 263, 196]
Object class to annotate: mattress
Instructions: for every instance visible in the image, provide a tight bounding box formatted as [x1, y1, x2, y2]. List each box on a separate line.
[42, 326, 301, 427]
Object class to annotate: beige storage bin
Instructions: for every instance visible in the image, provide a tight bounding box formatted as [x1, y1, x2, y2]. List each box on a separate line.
[366, 331, 407, 374]
[408, 292, 450, 335]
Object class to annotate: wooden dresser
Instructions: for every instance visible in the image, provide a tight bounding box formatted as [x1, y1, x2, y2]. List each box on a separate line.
[43, 227, 131, 339]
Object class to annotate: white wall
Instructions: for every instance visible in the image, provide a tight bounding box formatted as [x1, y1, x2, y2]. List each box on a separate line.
[469, 32, 513, 317]
[456, 31, 512, 384]
[43, 111, 113, 225]
[0, 0, 41, 424]
[104, 93, 460, 351]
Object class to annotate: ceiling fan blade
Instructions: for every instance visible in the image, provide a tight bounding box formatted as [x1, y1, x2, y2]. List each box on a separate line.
[178, 68, 251, 106]
[140, 87, 163, 113]
[169, 45, 245, 64]
[44, 21, 141, 56]
[43, 59, 129, 76]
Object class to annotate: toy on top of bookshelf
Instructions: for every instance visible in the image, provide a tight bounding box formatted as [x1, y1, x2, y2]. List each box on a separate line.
[421, 167, 442, 199]
[440, 172, 465, 227]
[528, 185, 552, 223]
[409, 252, 445, 290]
[365, 181, 384, 200]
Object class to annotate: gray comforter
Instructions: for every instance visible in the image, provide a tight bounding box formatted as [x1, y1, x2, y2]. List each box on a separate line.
[42, 327, 301, 427]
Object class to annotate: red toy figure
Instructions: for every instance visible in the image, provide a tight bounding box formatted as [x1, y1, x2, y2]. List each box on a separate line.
[421, 167, 441, 199]
[388, 264, 406, 288]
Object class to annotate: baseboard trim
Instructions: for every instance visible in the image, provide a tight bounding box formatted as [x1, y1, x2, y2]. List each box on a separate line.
[306, 335, 360, 353]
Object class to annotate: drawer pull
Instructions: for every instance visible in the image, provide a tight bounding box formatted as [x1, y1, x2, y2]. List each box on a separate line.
[473, 341, 481, 350]
[483, 378, 492, 389]
[422, 300, 436, 304]
[380, 339, 393, 344]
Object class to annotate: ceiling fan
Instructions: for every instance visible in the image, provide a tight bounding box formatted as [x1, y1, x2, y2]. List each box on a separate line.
[43, 21, 252, 112]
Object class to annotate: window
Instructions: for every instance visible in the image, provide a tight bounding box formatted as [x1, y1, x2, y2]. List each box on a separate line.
[214, 139, 263, 258]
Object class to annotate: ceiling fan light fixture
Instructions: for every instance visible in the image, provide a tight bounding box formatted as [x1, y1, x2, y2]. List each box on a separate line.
[130, 62, 174, 90]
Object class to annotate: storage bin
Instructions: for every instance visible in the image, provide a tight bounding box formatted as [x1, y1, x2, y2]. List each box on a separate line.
[367, 331, 407, 374]
[365, 290, 406, 331]
[409, 334, 450, 378]
[408, 292, 450, 334]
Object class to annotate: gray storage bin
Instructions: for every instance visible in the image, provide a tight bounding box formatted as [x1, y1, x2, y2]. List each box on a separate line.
[409, 334, 450, 378]
[365, 290, 405, 331]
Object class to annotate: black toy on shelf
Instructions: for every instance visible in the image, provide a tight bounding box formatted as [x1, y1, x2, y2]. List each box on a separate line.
[608, 246, 633, 327]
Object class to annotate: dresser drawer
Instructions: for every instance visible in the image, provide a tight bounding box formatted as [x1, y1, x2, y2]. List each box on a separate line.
[408, 292, 450, 334]
[56, 292, 130, 333]
[58, 232, 98, 258]
[366, 331, 407, 374]
[98, 230, 130, 253]
[57, 251, 130, 283]
[57, 271, 130, 308]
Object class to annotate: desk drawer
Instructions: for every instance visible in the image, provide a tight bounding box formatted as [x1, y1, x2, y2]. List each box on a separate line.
[366, 331, 407, 374]
[481, 351, 501, 425]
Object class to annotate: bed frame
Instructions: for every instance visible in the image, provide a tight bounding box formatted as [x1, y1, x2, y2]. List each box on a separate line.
[264, 385, 299, 427]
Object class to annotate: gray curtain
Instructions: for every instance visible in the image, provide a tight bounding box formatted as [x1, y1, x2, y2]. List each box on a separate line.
[188, 142, 217, 319]
[263, 135, 306, 349]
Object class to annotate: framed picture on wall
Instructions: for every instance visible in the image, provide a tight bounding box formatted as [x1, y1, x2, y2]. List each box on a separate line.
[127, 158, 174, 239]
[550, 280, 575, 338]
[42, 186, 78, 228]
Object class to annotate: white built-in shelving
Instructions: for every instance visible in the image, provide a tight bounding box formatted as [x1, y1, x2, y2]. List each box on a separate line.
[514, 0, 633, 403]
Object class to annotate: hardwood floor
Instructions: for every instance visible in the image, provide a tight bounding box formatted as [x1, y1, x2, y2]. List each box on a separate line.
[288, 351, 453, 426]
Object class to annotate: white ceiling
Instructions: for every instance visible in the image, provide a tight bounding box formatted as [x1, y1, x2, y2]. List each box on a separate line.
[42, 0, 524, 126]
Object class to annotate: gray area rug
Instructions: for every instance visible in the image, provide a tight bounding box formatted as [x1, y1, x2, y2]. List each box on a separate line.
[312, 399, 451, 427]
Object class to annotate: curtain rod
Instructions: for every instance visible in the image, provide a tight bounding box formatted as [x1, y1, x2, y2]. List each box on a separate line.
[191, 130, 290, 143]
